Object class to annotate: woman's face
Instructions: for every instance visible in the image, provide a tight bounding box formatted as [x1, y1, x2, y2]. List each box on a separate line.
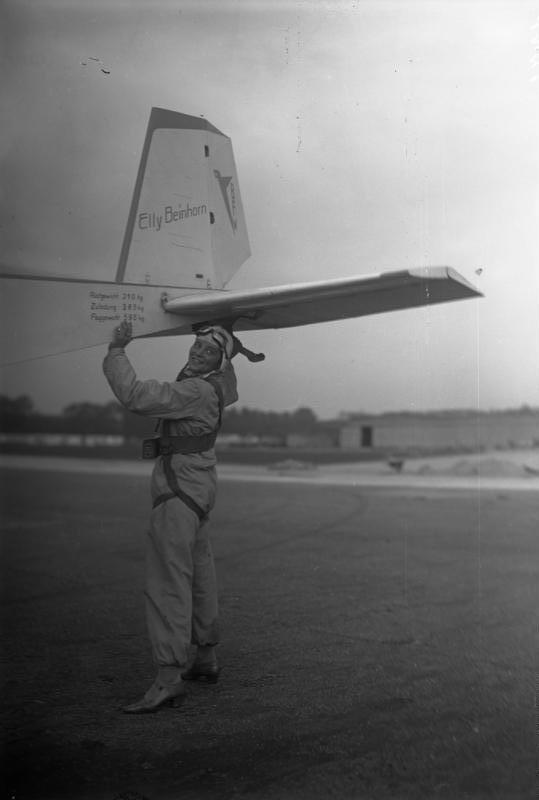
[187, 337, 222, 374]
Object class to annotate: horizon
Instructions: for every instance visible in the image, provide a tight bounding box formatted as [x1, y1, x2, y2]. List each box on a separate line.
[2, 389, 537, 424]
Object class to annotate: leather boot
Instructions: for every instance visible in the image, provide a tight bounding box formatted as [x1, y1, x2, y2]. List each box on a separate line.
[182, 662, 221, 683]
[121, 677, 186, 714]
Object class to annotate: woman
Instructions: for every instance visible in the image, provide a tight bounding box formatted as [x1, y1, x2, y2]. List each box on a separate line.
[103, 320, 238, 713]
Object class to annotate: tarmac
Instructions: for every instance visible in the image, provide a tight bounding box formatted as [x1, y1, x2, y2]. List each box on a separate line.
[1, 452, 538, 800]
[3, 448, 539, 491]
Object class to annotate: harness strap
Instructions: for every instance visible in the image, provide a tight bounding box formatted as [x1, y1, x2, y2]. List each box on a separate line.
[160, 375, 225, 454]
[153, 454, 207, 521]
[159, 431, 218, 455]
[203, 376, 225, 427]
[154, 375, 224, 519]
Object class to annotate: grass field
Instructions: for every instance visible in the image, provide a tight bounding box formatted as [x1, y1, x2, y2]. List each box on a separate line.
[1, 461, 538, 800]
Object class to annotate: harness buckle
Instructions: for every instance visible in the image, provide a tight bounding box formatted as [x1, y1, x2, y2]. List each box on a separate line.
[158, 439, 174, 456]
[141, 436, 160, 459]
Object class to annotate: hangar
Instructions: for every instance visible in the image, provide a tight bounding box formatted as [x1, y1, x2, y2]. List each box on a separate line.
[338, 409, 539, 453]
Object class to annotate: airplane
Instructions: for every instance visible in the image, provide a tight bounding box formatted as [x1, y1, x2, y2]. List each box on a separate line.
[0, 107, 481, 366]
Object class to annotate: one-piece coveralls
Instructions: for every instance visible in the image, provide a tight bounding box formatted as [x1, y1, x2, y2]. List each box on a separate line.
[103, 346, 238, 669]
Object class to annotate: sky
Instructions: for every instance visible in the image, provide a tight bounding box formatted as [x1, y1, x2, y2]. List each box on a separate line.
[1, 0, 538, 419]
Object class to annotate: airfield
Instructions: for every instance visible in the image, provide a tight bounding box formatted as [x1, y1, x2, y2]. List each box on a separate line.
[1, 451, 538, 800]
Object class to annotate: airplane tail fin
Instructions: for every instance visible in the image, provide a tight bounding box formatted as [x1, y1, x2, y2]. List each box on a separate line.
[116, 108, 250, 290]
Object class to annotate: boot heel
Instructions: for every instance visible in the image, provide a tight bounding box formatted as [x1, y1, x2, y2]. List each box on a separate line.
[182, 664, 221, 683]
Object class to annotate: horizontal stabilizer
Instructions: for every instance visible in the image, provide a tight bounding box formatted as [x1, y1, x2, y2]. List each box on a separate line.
[161, 267, 482, 331]
[0, 267, 480, 366]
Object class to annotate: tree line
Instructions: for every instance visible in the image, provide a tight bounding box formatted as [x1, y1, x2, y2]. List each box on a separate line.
[0, 394, 323, 439]
[5, 394, 533, 439]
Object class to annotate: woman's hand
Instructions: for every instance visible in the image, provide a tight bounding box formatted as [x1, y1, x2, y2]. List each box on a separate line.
[110, 320, 133, 348]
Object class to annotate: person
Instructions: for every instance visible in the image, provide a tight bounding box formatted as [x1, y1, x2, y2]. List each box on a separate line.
[103, 319, 239, 713]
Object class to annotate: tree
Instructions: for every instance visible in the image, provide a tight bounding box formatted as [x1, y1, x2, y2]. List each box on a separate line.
[291, 407, 317, 433]
[62, 401, 123, 434]
[0, 394, 34, 416]
[0, 394, 35, 432]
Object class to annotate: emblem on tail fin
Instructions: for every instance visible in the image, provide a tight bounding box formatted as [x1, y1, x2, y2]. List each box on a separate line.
[213, 170, 237, 232]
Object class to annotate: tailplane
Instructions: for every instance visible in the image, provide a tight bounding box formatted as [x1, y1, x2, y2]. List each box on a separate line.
[116, 108, 250, 290]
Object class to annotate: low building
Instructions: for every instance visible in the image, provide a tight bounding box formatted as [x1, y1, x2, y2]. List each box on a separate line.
[339, 410, 539, 452]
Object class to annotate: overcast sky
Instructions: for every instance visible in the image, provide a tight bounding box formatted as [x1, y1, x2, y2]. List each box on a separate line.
[1, 0, 538, 418]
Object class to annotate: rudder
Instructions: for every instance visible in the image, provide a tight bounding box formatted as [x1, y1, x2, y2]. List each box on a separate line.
[116, 108, 250, 290]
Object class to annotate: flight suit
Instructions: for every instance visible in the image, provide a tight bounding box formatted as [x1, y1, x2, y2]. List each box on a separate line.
[103, 346, 238, 669]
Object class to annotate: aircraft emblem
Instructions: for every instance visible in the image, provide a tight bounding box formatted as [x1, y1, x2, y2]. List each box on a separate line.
[213, 169, 237, 232]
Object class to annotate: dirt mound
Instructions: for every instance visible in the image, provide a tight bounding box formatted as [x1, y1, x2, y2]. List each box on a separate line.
[410, 456, 539, 478]
[447, 458, 537, 478]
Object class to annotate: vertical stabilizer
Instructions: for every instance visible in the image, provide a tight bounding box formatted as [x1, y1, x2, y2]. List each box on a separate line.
[116, 108, 250, 289]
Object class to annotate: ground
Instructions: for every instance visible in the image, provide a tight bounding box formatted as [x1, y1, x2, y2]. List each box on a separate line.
[1, 456, 538, 800]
